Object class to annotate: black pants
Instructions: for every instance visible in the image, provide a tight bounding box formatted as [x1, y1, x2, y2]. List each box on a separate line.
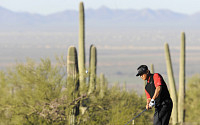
[154, 99, 173, 125]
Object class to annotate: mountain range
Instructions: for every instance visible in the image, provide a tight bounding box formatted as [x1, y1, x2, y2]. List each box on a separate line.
[0, 6, 200, 31]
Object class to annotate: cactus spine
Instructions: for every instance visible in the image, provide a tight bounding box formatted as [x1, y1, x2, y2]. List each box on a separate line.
[178, 32, 186, 124]
[88, 45, 97, 94]
[78, 2, 86, 95]
[67, 46, 79, 125]
[164, 43, 178, 125]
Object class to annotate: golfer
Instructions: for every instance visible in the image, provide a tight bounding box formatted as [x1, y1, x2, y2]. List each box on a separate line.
[136, 65, 173, 125]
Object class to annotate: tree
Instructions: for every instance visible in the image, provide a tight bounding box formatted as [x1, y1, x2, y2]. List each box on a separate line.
[0, 58, 67, 124]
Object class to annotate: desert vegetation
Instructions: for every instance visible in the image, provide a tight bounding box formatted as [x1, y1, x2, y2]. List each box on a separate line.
[0, 2, 200, 125]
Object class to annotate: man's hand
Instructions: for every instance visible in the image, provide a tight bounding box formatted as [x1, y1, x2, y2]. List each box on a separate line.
[146, 98, 151, 110]
[149, 99, 155, 108]
[146, 104, 150, 110]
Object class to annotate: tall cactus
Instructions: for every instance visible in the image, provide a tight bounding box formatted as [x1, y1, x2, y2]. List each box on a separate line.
[99, 73, 105, 98]
[178, 32, 186, 124]
[88, 45, 97, 94]
[151, 64, 154, 74]
[78, 2, 89, 116]
[67, 46, 79, 125]
[164, 43, 178, 125]
[78, 2, 86, 95]
[67, 46, 79, 81]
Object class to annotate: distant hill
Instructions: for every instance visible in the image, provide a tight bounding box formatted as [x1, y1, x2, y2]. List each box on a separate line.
[0, 6, 200, 31]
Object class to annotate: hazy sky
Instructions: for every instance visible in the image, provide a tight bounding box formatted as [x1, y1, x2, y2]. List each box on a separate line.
[0, 0, 199, 15]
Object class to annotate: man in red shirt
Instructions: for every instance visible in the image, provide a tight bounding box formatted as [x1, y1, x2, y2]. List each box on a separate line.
[136, 65, 173, 125]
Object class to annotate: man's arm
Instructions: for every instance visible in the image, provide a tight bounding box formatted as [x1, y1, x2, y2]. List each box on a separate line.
[149, 73, 163, 108]
[149, 86, 162, 108]
[145, 89, 151, 110]
[152, 86, 161, 100]
[146, 98, 151, 110]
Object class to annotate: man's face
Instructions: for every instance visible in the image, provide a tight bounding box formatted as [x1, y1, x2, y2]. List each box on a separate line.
[140, 72, 148, 80]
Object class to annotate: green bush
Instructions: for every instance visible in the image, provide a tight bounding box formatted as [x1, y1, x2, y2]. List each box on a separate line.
[185, 74, 200, 123]
[0, 58, 152, 125]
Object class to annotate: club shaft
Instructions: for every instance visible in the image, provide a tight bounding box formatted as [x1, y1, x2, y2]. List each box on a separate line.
[125, 109, 147, 125]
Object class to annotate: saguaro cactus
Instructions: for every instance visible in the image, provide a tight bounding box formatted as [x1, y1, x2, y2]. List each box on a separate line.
[151, 64, 154, 74]
[78, 2, 89, 116]
[164, 43, 178, 125]
[178, 32, 186, 124]
[99, 73, 105, 98]
[67, 46, 79, 125]
[67, 46, 79, 80]
[78, 2, 86, 95]
[88, 45, 97, 94]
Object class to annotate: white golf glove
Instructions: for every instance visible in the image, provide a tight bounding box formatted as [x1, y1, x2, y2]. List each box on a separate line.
[149, 99, 155, 107]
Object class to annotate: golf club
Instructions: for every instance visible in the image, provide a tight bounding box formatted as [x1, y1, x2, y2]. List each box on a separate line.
[125, 108, 147, 125]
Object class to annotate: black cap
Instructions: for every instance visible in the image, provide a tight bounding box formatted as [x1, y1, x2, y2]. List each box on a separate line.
[136, 65, 148, 76]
